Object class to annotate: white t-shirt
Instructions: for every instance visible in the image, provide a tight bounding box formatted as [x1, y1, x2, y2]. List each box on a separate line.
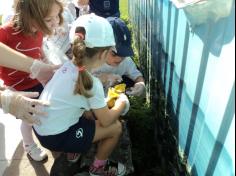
[93, 57, 142, 81]
[33, 61, 106, 136]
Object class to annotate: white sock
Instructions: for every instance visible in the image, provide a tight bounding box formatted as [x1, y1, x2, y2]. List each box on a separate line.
[20, 121, 34, 147]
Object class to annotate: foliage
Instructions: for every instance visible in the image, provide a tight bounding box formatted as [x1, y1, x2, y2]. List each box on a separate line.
[119, 1, 190, 175]
[120, 0, 129, 18]
[123, 96, 160, 175]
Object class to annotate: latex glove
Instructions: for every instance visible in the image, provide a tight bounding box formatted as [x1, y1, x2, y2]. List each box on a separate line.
[115, 93, 130, 116]
[30, 60, 61, 86]
[78, 0, 89, 6]
[0, 79, 6, 91]
[95, 73, 122, 87]
[107, 74, 123, 88]
[126, 82, 146, 96]
[103, 73, 122, 87]
[1, 90, 50, 125]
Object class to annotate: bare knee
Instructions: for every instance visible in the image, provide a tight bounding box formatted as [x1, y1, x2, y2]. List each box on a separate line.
[112, 120, 122, 137]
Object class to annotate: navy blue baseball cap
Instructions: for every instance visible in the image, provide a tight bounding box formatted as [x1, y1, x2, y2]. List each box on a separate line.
[107, 17, 134, 57]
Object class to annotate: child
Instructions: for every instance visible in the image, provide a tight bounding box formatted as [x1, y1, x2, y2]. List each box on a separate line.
[93, 17, 146, 97]
[33, 14, 129, 176]
[43, 7, 75, 56]
[42, 7, 74, 64]
[43, 0, 90, 64]
[0, 0, 64, 161]
[89, 0, 120, 18]
[67, 0, 90, 19]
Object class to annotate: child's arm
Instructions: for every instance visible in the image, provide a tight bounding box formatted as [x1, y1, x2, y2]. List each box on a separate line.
[0, 89, 49, 124]
[94, 72, 122, 87]
[126, 76, 146, 96]
[125, 58, 146, 96]
[0, 42, 33, 73]
[78, 0, 89, 6]
[135, 76, 145, 84]
[93, 94, 129, 127]
[0, 43, 60, 85]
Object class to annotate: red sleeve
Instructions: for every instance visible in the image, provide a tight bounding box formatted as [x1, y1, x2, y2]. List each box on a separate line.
[0, 25, 9, 44]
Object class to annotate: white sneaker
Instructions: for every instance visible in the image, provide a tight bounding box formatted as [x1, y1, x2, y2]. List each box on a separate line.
[89, 160, 126, 176]
[24, 143, 48, 161]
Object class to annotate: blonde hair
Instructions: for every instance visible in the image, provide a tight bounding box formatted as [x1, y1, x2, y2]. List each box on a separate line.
[13, 0, 64, 35]
[72, 27, 111, 98]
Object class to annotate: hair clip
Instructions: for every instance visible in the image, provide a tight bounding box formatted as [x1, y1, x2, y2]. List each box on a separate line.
[75, 33, 85, 40]
[78, 66, 86, 72]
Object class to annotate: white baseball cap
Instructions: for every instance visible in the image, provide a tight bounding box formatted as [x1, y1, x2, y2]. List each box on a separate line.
[69, 13, 115, 48]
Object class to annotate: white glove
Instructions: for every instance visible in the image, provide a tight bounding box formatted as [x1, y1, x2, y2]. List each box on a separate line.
[29, 60, 61, 86]
[0, 79, 6, 91]
[1, 90, 50, 125]
[115, 93, 130, 116]
[126, 82, 146, 96]
[96, 73, 122, 87]
[107, 74, 123, 87]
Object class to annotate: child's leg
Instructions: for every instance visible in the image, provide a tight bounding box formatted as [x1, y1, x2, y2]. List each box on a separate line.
[21, 121, 47, 161]
[21, 121, 34, 146]
[93, 120, 122, 160]
[90, 120, 126, 176]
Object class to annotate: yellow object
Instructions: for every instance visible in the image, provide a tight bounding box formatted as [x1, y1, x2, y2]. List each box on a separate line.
[114, 83, 126, 93]
[107, 83, 126, 108]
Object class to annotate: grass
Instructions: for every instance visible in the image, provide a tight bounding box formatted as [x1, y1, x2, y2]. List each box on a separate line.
[118, 1, 190, 175]
[120, 0, 129, 17]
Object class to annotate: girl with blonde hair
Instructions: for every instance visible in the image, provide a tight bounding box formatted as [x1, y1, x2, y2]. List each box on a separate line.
[0, 0, 64, 161]
[33, 14, 129, 176]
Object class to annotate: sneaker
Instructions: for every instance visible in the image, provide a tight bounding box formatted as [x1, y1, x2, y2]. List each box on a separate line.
[89, 160, 126, 176]
[24, 143, 48, 161]
[67, 153, 81, 163]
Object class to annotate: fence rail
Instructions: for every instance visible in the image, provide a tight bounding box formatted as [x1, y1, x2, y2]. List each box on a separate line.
[129, 0, 235, 175]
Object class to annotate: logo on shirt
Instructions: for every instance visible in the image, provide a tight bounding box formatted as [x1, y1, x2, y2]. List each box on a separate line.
[103, 0, 111, 10]
[76, 128, 84, 139]
[62, 67, 68, 73]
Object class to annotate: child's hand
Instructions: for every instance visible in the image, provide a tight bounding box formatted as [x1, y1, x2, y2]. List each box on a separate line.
[78, 0, 89, 6]
[115, 93, 130, 116]
[30, 60, 61, 86]
[107, 74, 123, 87]
[126, 82, 146, 96]
[96, 73, 122, 87]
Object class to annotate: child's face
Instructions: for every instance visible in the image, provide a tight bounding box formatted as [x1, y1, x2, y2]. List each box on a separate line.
[43, 3, 61, 33]
[92, 49, 111, 69]
[106, 50, 125, 67]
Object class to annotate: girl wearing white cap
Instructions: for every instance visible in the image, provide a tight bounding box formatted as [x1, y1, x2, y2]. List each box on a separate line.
[33, 14, 128, 176]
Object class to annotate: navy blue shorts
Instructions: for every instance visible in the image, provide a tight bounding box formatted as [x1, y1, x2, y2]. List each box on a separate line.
[33, 117, 96, 153]
[24, 84, 44, 97]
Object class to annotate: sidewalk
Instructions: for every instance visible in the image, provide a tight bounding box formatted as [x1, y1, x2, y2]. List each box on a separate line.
[0, 110, 56, 176]
[0, 110, 134, 176]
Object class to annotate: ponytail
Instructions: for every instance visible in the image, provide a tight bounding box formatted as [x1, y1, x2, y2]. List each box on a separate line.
[72, 37, 93, 98]
[72, 27, 111, 98]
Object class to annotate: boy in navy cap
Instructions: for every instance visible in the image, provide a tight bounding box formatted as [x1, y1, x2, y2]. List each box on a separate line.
[73, 0, 120, 18]
[93, 17, 146, 97]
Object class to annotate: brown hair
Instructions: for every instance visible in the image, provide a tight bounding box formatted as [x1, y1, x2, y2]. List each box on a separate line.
[12, 0, 64, 35]
[72, 27, 111, 98]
